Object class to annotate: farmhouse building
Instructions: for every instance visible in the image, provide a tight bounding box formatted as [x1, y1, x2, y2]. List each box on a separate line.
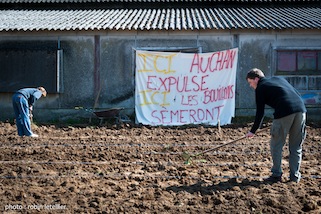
[0, 0, 321, 123]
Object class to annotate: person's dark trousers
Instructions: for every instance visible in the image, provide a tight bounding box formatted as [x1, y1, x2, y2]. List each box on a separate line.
[12, 93, 33, 136]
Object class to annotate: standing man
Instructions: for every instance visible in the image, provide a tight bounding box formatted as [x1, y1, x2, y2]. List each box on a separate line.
[245, 68, 306, 183]
[12, 87, 47, 137]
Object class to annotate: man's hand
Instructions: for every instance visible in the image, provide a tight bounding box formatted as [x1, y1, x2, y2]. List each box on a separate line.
[246, 131, 255, 138]
[29, 106, 33, 122]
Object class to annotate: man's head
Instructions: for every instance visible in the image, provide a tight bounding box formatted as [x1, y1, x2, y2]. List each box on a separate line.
[38, 87, 47, 97]
[246, 68, 265, 90]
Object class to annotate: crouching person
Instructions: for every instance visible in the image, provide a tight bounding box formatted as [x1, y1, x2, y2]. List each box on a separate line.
[12, 87, 47, 137]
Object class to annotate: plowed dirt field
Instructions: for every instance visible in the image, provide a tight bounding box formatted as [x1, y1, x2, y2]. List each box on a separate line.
[1, 121, 320, 213]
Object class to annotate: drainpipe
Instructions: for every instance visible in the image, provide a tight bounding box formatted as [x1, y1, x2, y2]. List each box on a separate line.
[93, 35, 101, 109]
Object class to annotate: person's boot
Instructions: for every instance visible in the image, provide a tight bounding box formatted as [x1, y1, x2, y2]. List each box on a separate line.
[264, 175, 282, 183]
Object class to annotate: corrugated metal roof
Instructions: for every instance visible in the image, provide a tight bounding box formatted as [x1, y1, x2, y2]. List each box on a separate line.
[0, 0, 320, 2]
[0, 7, 320, 31]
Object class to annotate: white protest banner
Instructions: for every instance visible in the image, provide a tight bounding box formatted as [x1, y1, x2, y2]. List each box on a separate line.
[135, 48, 238, 126]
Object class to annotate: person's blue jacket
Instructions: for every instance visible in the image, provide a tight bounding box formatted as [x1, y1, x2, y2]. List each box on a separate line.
[16, 88, 43, 106]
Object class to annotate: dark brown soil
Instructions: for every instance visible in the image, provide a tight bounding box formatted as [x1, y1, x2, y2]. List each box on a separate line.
[0, 121, 320, 213]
